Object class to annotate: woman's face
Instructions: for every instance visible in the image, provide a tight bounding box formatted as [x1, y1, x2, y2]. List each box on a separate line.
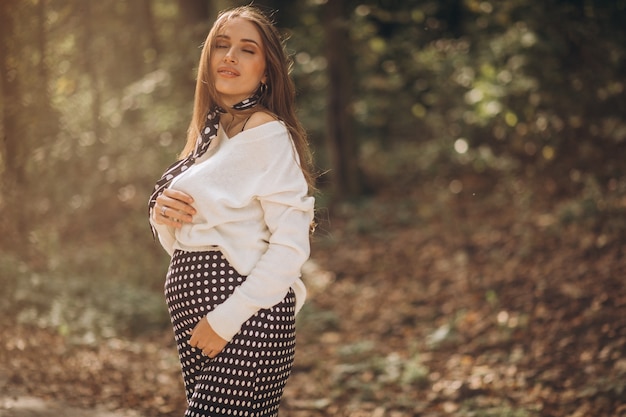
[210, 17, 267, 107]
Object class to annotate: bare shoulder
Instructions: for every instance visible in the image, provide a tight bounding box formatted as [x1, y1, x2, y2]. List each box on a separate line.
[243, 111, 278, 131]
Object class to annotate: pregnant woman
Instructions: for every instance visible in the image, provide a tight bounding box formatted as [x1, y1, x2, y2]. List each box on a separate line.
[148, 6, 315, 416]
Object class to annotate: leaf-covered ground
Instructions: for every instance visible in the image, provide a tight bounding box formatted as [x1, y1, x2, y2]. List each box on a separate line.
[1, 175, 625, 417]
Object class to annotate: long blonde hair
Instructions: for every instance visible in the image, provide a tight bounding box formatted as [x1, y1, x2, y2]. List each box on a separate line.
[180, 6, 315, 193]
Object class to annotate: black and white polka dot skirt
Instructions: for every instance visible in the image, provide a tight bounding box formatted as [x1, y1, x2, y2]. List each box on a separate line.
[165, 250, 296, 417]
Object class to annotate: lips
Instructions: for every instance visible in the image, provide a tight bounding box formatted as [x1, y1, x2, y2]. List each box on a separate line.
[217, 66, 240, 77]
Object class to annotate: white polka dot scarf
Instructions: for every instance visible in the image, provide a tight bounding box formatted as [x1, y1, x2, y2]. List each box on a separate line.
[148, 87, 263, 235]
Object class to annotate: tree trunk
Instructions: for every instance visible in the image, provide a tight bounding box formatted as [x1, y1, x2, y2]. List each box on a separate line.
[139, 0, 161, 67]
[37, 0, 49, 92]
[324, 1, 361, 198]
[0, 0, 27, 251]
[81, 1, 102, 138]
[36, 0, 60, 140]
[0, 2, 23, 184]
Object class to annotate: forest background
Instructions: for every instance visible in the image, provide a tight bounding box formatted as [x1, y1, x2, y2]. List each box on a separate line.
[1, 0, 625, 416]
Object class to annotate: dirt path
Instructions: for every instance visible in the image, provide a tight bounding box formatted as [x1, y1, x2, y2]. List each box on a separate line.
[0, 396, 143, 417]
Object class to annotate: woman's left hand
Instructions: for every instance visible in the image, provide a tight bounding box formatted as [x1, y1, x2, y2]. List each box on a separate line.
[189, 318, 228, 359]
[153, 188, 196, 228]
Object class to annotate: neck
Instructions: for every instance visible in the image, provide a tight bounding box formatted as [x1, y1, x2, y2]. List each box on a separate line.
[223, 112, 248, 135]
[225, 111, 245, 124]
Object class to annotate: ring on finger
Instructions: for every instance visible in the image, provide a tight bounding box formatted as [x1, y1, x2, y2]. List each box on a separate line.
[161, 206, 167, 217]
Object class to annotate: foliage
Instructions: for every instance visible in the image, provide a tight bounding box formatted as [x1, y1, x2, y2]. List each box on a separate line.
[0, 0, 193, 340]
[279, 0, 626, 200]
[0, 250, 169, 342]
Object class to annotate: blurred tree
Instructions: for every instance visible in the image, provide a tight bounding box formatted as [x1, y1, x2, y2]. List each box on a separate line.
[178, 0, 211, 24]
[324, 0, 362, 197]
[0, 1, 25, 249]
[36, 0, 52, 107]
[80, 1, 102, 138]
[0, 2, 15, 167]
[136, 0, 162, 65]
[517, 0, 626, 181]
[345, 0, 626, 193]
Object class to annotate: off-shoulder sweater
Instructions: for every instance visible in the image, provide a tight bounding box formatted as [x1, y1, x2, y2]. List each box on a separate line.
[150, 120, 314, 341]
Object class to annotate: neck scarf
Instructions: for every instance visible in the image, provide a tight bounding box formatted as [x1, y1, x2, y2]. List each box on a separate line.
[148, 88, 262, 234]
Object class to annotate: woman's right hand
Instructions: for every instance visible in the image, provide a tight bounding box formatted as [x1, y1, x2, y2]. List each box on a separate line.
[153, 189, 196, 228]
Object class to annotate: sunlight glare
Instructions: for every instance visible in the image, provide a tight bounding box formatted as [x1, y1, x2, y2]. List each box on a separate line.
[449, 179, 463, 194]
[454, 138, 469, 154]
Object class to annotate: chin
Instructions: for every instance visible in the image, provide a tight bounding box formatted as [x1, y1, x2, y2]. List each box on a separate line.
[217, 90, 256, 104]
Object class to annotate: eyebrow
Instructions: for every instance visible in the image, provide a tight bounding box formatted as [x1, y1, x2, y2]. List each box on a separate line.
[216, 34, 260, 46]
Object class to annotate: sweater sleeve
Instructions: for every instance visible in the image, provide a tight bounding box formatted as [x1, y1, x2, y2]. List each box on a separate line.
[205, 130, 314, 341]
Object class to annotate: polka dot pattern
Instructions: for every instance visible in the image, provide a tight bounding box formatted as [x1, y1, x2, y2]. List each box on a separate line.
[165, 250, 296, 417]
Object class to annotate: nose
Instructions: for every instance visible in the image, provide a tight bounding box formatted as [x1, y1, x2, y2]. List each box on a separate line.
[223, 49, 237, 63]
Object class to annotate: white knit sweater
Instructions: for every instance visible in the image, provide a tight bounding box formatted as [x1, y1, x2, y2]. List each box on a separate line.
[150, 120, 314, 341]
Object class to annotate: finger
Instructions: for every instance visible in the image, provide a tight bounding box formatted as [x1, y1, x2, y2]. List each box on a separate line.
[157, 200, 196, 222]
[152, 206, 174, 226]
[155, 204, 193, 226]
[156, 192, 192, 210]
[163, 189, 195, 205]
[155, 211, 185, 228]
[158, 205, 180, 222]
[156, 194, 196, 216]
